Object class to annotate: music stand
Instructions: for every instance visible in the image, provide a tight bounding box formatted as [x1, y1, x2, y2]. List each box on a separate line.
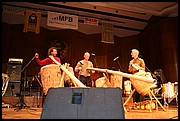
[13, 55, 36, 112]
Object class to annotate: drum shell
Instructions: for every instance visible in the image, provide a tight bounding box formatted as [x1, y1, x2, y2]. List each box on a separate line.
[95, 77, 112, 87]
[110, 75, 123, 89]
[40, 64, 61, 95]
[130, 71, 156, 96]
[161, 82, 175, 98]
[124, 80, 131, 95]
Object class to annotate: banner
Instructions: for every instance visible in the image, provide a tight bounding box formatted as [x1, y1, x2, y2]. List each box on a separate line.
[101, 22, 114, 44]
[47, 11, 78, 30]
[2, 5, 25, 15]
[23, 10, 41, 34]
[84, 17, 99, 26]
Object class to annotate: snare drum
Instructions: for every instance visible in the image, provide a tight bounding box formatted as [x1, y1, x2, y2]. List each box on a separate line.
[162, 82, 175, 98]
[40, 64, 61, 95]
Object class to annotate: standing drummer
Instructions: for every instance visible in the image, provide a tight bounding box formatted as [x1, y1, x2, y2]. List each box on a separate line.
[128, 49, 145, 74]
[35, 47, 61, 106]
[75, 52, 95, 87]
[128, 49, 146, 102]
[35, 47, 61, 66]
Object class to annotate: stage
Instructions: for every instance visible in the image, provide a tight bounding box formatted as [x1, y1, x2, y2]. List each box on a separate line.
[2, 95, 178, 119]
[2, 106, 178, 119]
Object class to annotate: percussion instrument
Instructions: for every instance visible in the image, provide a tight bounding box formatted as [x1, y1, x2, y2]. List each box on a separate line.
[40, 64, 61, 95]
[110, 74, 123, 89]
[174, 82, 178, 96]
[130, 71, 157, 96]
[49, 56, 86, 87]
[162, 82, 175, 98]
[2, 73, 10, 96]
[124, 80, 131, 95]
[95, 77, 113, 87]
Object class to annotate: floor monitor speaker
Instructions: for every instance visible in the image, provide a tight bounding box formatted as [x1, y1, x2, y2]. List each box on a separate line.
[40, 87, 125, 119]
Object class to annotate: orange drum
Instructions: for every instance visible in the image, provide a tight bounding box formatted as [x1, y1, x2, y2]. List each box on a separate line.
[40, 64, 61, 95]
[110, 74, 123, 89]
[95, 77, 113, 87]
[130, 71, 157, 96]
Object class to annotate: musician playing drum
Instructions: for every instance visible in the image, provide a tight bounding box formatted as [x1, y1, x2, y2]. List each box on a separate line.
[128, 49, 146, 102]
[35, 47, 61, 105]
[75, 52, 95, 87]
[35, 47, 61, 65]
[128, 49, 145, 74]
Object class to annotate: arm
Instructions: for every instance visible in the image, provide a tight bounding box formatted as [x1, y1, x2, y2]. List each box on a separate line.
[75, 61, 82, 72]
[36, 58, 48, 66]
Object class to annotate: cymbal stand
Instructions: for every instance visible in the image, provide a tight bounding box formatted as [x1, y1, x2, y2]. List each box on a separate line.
[13, 55, 36, 112]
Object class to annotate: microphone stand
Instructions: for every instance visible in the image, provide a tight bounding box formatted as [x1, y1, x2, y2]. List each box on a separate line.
[114, 58, 122, 71]
[92, 56, 98, 68]
[14, 55, 36, 112]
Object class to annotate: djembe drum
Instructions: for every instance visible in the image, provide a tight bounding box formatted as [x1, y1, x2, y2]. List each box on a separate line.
[40, 64, 61, 95]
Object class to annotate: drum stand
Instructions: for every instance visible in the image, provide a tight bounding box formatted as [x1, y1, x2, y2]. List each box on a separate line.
[123, 88, 166, 112]
[13, 55, 36, 112]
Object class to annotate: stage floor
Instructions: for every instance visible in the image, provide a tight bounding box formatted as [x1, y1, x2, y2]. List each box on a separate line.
[2, 105, 178, 119]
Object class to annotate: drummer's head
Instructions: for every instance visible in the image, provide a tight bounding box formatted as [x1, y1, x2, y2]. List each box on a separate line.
[48, 47, 58, 56]
[131, 49, 139, 59]
[84, 52, 90, 61]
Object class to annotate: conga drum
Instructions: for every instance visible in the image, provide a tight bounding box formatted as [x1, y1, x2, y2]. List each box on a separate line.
[110, 74, 123, 89]
[40, 64, 61, 95]
[130, 71, 157, 96]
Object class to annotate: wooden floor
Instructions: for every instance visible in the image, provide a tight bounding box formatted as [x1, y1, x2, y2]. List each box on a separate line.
[2, 105, 178, 119]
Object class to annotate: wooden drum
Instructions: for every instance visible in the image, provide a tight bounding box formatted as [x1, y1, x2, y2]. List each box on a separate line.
[95, 77, 113, 87]
[40, 64, 61, 95]
[110, 74, 123, 89]
[130, 71, 157, 96]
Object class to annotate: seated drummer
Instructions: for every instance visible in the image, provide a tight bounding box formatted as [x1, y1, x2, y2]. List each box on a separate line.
[35, 47, 61, 66]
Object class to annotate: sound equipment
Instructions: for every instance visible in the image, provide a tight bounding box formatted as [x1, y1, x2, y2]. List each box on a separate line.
[6, 64, 22, 82]
[4, 82, 21, 96]
[41, 87, 125, 119]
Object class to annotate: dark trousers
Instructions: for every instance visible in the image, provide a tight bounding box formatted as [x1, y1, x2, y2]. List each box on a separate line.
[79, 75, 92, 87]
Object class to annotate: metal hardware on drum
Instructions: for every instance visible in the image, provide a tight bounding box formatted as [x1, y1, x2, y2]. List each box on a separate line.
[124, 80, 131, 96]
[161, 82, 178, 107]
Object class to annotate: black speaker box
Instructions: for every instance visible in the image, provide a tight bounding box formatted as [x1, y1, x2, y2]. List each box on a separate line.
[6, 64, 22, 82]
[4, 82, 21, 96]
[41, 87, 125, 119]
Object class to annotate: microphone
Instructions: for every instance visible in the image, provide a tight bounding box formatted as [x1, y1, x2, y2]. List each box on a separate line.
[138, 55, 142, 58]
[35, 53, 39, 58]
[113, 56, 119, 61]
[91, 53, 95, 56]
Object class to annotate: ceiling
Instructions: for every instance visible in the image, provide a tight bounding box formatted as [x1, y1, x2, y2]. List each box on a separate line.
[2, 2, 178, 37]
